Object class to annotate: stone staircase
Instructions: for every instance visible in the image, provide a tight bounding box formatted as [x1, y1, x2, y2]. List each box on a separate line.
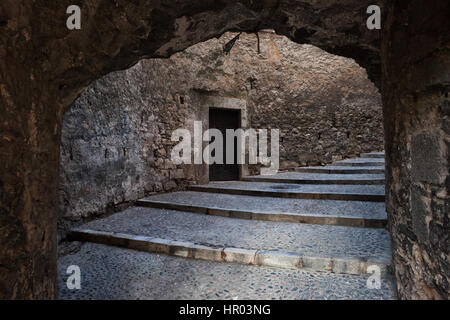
[60, 151, 397, 299]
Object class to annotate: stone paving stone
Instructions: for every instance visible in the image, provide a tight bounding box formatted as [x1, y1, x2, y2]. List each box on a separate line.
[244, 172, 385, 180]
[295, 166, 385, 174]
[360, 152, 385, 159]
[332, 158, 385, 167]
[78, 207, 392, 263]
[334, 157, 385, 163]
[189, 181, 385, 202]
[135, 200, 387, 228]
[70, 229, 391, 274]
[58, 243, 397, 300]
[242, 172, 385, 185]
[192, 181, 385, 194]
[140, 191, 387, 220]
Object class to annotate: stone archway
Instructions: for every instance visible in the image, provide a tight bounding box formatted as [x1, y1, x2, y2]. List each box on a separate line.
[0, 0, 448, 299]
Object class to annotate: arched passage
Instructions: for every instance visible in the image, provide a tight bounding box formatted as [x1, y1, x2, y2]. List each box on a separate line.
[0, 0, 448, 299]
[58, 31, 384, 235]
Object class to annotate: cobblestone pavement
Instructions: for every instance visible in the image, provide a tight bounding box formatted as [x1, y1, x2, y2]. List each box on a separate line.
[59, 243, 397, 300]
[80, 207, 392, 262]
[60, 152, 395, 300]
[192, 181, 385, 195]
[361, 152, 385, 158]
[295, 166, 384, 173]
[143, 191, 387, 219]
[333, 158, 385, 165]
[245, 172, 385, 182]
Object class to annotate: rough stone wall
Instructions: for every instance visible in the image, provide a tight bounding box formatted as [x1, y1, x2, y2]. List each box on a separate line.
[199, 32, 383, 169]
[59, 61, 200, 235]
[59, 31, 383, 229]
[382, 1, 450, 299]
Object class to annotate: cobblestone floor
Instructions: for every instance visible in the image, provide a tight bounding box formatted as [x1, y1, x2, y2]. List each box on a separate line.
[194, 181, 385, 195]
[59, 152, 394, 300]
[296, 166, 384, 172]
[361, 152, 385, 158]
[144, 191, 387, 219]
[58, 243, 397, 300]
[333, 158, 385, 165]
[245, 172, 385, 181]
[80, 207, 391, 262]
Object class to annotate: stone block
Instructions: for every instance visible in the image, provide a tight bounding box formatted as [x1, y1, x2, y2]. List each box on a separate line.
[191, 244, 223, 261]
[168, 240, 193, 258]
[411, 132, 445, 183]
[256, 251, 301, 269]
[300, 256, 330, 271]
[169, 168, 185, 180]
[146, 237, 172, 254]
[222, 247, 257, 265]
[411, 186, 429, 243]
[207, 208, 231, 217]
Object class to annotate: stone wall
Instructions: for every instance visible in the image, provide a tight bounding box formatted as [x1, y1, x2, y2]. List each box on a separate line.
[212, 32, 383, 169]
[59, 61, 199, 234]
[382, 1, 450, 300]
[59, 31, 383, 232]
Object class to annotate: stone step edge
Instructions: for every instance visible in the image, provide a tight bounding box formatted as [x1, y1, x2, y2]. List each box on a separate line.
[295, 168, 385, 174]
[136, 199, 387, 229]
[241, 176, 385, 185]
[360, 153, 385, 159]
[348, 157, 386, 162]
[332, 162, 385, 167]
[333, 158, 385, 162]
[69, 229, 392, 276]
[187, 186, 386, 202]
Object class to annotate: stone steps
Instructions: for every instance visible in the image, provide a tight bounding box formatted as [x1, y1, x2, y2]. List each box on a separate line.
[360, 152, 385, 159]
[295, 166, 385, 174]
[332, 158, 385, 167]
[64, 151, 394, 299]
[242, 172, 385, 185]
[69, 207, 392, 275]
[59, 243, 397, 300]
[188, 181, 385, 202]
[69, 229, 390, 276]
[137, 191, 387, 228]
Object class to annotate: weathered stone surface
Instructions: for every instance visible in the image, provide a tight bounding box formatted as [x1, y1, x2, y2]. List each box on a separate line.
[58, 61, 194, 237]
[188, 181, 386, 202]
[69, 214, 392, 275]
[242, 171, 386, 185]
[411, 132, 445, 184]
[137, 191, 388, 228]
[183, 32, 383, 169]
[411, 186, 430, 243]
[59, 31, 383, 229]
[295, 166, 384, 174]
[58, 243, 397, 300]
[382, 0, 450, 300]
[74, 206, 392, 266]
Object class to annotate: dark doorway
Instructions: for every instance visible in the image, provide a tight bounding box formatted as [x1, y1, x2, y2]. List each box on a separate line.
[209, 108, 241, 181]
